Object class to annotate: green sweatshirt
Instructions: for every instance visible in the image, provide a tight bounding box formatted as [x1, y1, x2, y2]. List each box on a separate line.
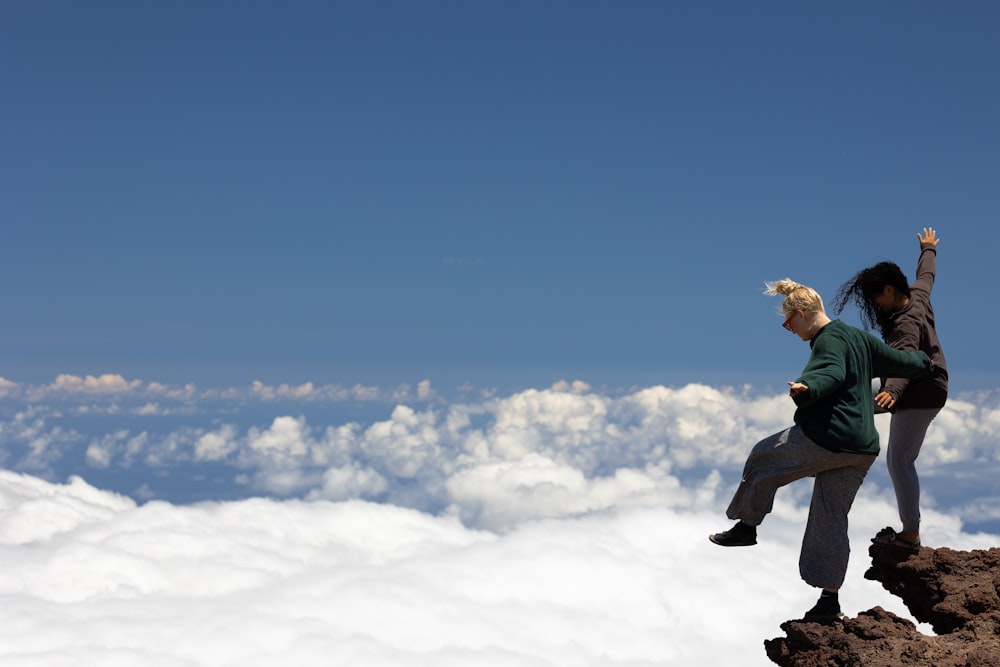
[792, 319, 931, 455]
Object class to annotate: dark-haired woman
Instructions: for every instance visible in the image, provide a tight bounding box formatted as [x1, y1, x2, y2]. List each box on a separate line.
[833, 228, 948, 553]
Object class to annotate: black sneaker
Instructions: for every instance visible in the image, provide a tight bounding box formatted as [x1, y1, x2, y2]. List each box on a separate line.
[708, 521, 757, 547]
[802, 597, 844, 622]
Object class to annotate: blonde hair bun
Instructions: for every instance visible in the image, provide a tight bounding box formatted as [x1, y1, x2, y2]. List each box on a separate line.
[764, 278, 802, 297]
[764, 278, 825, 314]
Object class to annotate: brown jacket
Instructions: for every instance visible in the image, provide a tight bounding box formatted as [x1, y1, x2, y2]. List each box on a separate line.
[881, 244, 948, 410]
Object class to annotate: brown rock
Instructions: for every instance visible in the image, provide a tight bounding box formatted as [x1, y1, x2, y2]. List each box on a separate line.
[764, 543, 1000, 666]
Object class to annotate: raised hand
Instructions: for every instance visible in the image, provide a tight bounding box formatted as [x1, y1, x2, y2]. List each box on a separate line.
[918, 227, 939, 247]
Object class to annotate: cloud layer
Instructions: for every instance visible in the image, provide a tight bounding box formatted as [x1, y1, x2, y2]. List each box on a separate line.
[2, 469, 995, 667]
[3, 375, 1000, 532]
[2, 375, 1000, 664]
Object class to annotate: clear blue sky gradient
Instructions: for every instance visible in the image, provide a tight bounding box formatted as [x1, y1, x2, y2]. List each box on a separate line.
[3, 1, 998, 392]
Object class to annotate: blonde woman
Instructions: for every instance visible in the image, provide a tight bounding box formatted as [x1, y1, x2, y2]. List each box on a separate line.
[710, 279, 932, 621]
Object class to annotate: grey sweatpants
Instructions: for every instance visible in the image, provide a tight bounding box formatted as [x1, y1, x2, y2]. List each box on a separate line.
[887, 408, 941, 533]
[726, 426, 875, 589]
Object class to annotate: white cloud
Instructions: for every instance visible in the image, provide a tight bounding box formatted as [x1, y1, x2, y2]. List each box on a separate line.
[247, 416, 310, 458]
[251, 380, 319, 400]
[417, 379, 433, 400]
[444, 453, 691, 530]
[146, 381, 199, 400]
[619, 384, 791, 469]
[0, 377, 19, 398]
[3, 411, 82, 472]
[237, 417, 323, 495]
[309, 462, 389, 501]
[0, 472, 136, 545]
[362, 405, 443, 479]
[550, 379, 591, 394]
[0, 469, 993, 667]
[133, 402, 167, 416]
[48, 374, 143, 395]
[2, 377, 999, 663]
[16, 375, 443, 408]
[85, 430, 147, 469]
[194, 425, 239, 462]
[3, 380, 1000, 536]
[246, 379, 440, 403]
[351, 383, 382, 401]
[85, 436, 115, 468]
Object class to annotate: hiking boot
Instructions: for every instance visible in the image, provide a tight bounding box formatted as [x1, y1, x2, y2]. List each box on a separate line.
[802, 596, 844, 622]
[708, 521, 757, 547]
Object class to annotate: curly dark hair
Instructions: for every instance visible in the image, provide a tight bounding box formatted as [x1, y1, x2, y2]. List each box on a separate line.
[832, 261, 910, 338]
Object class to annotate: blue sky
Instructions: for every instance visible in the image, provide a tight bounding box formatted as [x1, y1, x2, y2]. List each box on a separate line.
[4, 1, 998, 393]
[3, 4, 1000, 664]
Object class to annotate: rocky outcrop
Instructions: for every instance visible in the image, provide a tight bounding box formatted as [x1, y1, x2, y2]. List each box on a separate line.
[764, 544, 1000, 666]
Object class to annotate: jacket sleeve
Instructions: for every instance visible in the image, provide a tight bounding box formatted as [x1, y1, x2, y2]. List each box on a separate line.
[882, 244, 936, 400]
[912, 244, 937, 295]
[881, 309, 922, 401]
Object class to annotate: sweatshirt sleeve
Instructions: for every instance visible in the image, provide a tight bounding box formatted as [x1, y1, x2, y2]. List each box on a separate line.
[872, 339, 931, 381]
[792, 334, 846, 407]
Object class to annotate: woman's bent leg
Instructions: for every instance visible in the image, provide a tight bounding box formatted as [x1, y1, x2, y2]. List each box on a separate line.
[727, 427, 829, 526]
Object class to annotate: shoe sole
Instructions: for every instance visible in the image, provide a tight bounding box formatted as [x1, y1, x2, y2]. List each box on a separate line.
[801, 612, 845, 623]
[871, 538, 920, 554]
[708, 534, 757, 547]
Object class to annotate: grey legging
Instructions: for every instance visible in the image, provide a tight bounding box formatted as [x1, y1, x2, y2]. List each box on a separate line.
[886, 407, 942, 533]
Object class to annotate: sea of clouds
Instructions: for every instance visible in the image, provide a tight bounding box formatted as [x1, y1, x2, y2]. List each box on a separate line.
[1, 374, 999, 665]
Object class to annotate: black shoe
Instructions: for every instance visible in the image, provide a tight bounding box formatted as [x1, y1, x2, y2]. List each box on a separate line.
[871, 526, 921, 554]
[708, 521, 757, 547]
[802, 597, 844, 622]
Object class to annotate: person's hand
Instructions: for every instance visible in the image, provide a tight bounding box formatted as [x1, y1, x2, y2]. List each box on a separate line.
[918, 227, 939, 247]
[788, 381, 808, 398]
[875, 390, 896, 409]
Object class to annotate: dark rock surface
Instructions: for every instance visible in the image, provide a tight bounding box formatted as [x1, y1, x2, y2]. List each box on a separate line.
[764, 544, 1000, 666]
